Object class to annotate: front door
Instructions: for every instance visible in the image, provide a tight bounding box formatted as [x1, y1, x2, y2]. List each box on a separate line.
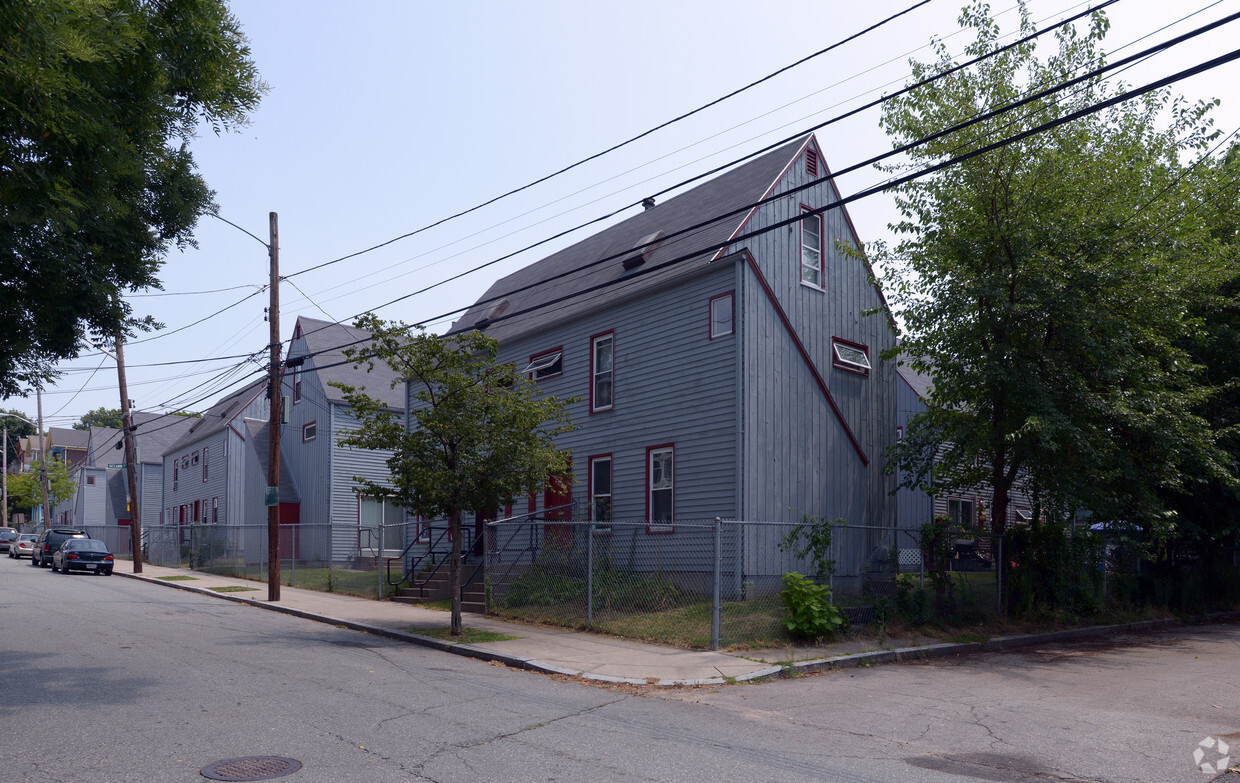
[543, 472, 572, 550]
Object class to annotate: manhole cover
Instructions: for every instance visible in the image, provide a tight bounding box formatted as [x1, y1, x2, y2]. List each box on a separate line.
[200, 756, 302, 781]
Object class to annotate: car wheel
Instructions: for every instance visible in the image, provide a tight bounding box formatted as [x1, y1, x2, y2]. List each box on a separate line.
[105, 570, 113, 576]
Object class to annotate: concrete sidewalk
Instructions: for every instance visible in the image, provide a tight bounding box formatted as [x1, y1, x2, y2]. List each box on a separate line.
[114, 560, 1234, 687]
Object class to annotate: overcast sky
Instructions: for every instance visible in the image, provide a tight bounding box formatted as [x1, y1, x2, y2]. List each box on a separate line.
[7, 0, 1239, 431]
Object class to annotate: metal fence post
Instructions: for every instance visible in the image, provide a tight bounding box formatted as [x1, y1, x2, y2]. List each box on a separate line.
[712, 517, 722, 651]
[587, 523, 594, 626]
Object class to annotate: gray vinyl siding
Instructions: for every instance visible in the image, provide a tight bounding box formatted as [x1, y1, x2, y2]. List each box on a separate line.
[330, 405, 395, 561]
[488, 261, 740, 524]
[140, 463, 162, 525]
[737, 148, 900, 528]
[281, 352, 331, 527]
[896, 375, 933, 531]
[163, 430, 229, 524]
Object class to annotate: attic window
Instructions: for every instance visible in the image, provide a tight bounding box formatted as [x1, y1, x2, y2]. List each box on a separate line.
[832, 338, 871, 376]
[621, 231, 666, 271]
[523, 350, 562, 380]
[806, 149, 819, 177]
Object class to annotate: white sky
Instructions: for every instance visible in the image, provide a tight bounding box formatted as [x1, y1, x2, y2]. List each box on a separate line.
[7, 0, 1239, 430]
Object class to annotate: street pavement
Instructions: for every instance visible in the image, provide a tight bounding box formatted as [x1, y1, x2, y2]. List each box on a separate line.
[113, 559, 1239, 688]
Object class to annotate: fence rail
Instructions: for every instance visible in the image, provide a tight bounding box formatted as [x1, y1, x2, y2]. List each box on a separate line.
[484, 518, 1005, 650]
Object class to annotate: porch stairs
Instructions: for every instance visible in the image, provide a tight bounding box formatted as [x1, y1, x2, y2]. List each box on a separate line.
[391, 564, 486, 614]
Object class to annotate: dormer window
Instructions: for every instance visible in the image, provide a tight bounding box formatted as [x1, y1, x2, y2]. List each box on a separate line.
[523, 349, 562, 380]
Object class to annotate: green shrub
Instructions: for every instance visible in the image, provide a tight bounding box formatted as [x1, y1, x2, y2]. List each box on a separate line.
[780, 572, 846, 639]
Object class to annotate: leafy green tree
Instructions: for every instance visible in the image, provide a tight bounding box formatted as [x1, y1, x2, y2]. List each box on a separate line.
[1, 409, 37, 468]
[0, 0, 265, 396]
[73, 407, 124, 431]
[8, 457, 76, 521]
[333, 315, 576, 635]
[878, 2, 1233, 548]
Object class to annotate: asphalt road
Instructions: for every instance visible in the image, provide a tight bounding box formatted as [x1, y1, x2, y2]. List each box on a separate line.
[2, 555, 1236, 782]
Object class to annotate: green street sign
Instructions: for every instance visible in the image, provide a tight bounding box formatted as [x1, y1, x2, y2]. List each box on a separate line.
[107, 463, 125, 469]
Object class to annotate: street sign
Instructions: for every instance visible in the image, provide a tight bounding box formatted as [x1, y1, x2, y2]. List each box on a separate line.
[107, 463, 125, 469]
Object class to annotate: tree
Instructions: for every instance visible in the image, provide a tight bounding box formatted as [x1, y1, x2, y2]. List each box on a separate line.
[8, 456, 76, 520]
[1, 408, 37, 468]
[0, 0, 265, 397]
[878, 3, 1233, 544]
[73, 407, 124, 431]
[333, 315, 576, 635]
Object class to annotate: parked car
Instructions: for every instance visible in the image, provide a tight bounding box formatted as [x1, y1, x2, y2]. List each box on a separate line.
[8, 533, 37, 559]
[0, 528, 17, 552]
[52, 538, 114, 575]
[31, 528, 88, 568]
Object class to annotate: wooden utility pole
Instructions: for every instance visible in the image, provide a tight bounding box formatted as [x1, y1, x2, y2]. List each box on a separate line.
[267, 212, 281, 601]
[2, 428, 8, 527]
[36, 389, 51, 530]
[116, 333, 143, 572]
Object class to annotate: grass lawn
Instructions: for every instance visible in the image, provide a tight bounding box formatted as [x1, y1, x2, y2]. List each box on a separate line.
[415, 627, 520, 644]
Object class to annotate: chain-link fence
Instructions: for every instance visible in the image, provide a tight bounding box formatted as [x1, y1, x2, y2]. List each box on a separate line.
[80, 522, 423, 599]
[484, 519, 1010, 650]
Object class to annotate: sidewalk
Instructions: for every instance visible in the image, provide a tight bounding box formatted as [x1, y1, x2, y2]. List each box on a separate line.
[115, 560, 1234, 687]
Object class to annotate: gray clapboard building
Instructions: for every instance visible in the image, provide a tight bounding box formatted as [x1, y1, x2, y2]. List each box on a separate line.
[438, 134, 907, 532]
[280, 316, 404, 564]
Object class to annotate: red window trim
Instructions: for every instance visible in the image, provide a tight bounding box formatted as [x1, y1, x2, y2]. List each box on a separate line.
[831, 336, 871, 377]
[588, 330, 615, 413]
[708, 291, 735, 339]
[202, 446, 208, 482]
[645, 443, 675, 534]
[526, 346, 563, 381]
[302, 421, 317, 442]
[799, 204, 825, 289]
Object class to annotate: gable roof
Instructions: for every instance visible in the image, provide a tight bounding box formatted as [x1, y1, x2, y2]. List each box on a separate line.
[167, 377, 268, 452]
[88, 412, 200, 467]
[289, 316, 405, 410]
[449, 136, 815, 343]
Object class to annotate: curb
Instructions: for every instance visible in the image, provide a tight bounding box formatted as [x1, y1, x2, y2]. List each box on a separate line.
[118, 571, 1240, 687]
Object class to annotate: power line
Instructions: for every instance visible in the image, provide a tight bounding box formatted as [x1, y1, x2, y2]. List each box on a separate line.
[281, 1, 937, 282]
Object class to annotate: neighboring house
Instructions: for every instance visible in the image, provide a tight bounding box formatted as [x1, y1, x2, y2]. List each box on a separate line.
[52, 413, 197, 549]
[281, 316, 404, 564]
[409, 134, 905, 587]
[153, 379, 301, 566]
[48, 427, 89, 474]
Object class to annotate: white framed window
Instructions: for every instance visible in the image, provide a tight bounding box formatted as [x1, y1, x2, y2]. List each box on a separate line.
[709, 292, 734, 338]
[172, 461, 178, 491]
[590, 332, 614, 412]
[523, 349, 562, 380]
[302, 421, 317, 442]
[191, 451, 200, 466]
[800, 207, 823, 288]
[202, 446, 208, 482]
[832, 337, 871, 376]
[647, 445, 674, 531]
[86, 475, 95, 486]
[948, 499, 974, 529]
[212, 497, 219, 524]
[292, 366, 302, 403]
[589, 455, 613, 524]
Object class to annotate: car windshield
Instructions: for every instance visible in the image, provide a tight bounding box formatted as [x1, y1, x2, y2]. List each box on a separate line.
[18, 535, 36, 542]
[67, 540, 109, 553]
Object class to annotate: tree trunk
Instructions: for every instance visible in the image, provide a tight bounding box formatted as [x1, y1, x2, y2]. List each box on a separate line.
[449, 508, 462, 636]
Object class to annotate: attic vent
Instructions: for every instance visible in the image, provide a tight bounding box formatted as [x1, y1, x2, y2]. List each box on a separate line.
[475, 298, 509, 330]
[806, 149, 819, 177]
[621, 230, 666, 271]
[642, 197, 656, 210]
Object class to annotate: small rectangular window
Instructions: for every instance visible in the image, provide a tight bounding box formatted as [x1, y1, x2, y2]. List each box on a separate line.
[303, 421, 317, 442]
[800, 207, 823, 288]
[647, 445, 674, 532]
[191, 451, 199, 466]
[832, 337, 871, 376]
[523, 349, 562, 380]
[589, 455, 613, 524]
[709, 293, 734, 338]
[590, 333, 613, 412]
[86, 475, 95, 486]
[202, 446, 208, 482]
[949, 499, 974, 529]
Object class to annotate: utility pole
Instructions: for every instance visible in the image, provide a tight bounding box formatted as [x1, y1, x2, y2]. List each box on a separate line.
[116, 333, 143, 572]
[267, 211, 281, 601]
[36, 389, 51, 530]
[2, 427, 8, 527]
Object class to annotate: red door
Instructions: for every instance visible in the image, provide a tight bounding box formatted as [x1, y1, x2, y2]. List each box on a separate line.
[278, 502, 300, 559]
[543, 472, 572, 550]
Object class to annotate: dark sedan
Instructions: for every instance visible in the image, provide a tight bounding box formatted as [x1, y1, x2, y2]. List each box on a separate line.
[51, 539, 115, 575]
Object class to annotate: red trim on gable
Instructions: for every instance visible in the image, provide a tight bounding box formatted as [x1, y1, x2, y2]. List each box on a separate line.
[712, 136, 817, 263]
[744, 251, 869, 466]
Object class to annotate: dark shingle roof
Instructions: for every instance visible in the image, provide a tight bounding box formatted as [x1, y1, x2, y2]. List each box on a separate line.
[168, 378, 269, 452]
[449, 137, 811, 342]
[290, 317, 405, 410]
